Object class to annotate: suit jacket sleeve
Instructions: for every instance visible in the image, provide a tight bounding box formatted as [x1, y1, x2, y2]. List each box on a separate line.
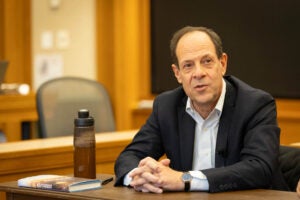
[114, 87, 189, 186]
[114, 96, 165, 186]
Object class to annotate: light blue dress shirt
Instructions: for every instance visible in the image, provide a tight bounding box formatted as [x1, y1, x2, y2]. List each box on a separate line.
[185, 79, 226, 191]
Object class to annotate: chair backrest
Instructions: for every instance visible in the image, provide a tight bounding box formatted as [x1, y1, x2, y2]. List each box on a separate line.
[36, 76, 115, 138]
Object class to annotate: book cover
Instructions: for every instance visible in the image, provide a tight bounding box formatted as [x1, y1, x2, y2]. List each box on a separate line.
[18, 175, 101, 192]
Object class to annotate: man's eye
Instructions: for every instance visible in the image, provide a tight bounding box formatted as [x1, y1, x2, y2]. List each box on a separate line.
[183, 63, 192, 68]
[202, 58, 212, 64]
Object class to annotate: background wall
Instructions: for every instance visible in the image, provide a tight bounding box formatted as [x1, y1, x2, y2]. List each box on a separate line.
[150, 0, 300, 98]
[1, 0, 299, 141]
[31, 0, 96, 90]
[31, 0, 152, 131]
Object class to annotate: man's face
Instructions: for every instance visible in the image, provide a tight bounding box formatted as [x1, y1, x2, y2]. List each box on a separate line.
[172, 31, 227, 109]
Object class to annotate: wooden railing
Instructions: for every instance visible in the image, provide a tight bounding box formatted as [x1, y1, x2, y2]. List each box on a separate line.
[0, 130, 136, 183]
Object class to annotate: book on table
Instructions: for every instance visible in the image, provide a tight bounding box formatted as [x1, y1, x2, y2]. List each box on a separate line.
[17, 175, 102, 192]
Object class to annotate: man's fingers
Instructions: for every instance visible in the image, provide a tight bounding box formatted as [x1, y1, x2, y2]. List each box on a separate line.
[139, 157, 154, 166]
[130, 171, 160, 187]
[129, 167, 143, 178]
[141, 171, 160, 184]
[130, 175, 146, 186]
[142, 183, 163, 193]
[159, 158, 171, 166]
[139, 157, 161, 172]
[134, 183, 163, 194]
[133, 185, 145, 192]
[129, 165, 157, 179]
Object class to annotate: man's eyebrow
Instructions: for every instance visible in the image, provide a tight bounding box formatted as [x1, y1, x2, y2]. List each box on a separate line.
[180, 60, 193, 65]
[201, 53, 213, 58]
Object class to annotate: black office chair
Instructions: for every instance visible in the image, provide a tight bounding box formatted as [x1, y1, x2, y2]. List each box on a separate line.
[279, 145, 300, 191]
[36, 76, 115, 138]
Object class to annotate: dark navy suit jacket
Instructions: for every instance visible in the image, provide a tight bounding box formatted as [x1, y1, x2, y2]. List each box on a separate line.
[114, 76, 288, 192]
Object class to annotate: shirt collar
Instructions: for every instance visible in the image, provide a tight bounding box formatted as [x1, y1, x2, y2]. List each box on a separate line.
[186, 78, 226, 117]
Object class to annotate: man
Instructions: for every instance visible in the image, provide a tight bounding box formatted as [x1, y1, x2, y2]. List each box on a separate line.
[114, 26, 288, 193]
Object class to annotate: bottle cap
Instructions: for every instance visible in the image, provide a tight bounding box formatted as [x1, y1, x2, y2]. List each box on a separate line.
[74, 109, 94, 126]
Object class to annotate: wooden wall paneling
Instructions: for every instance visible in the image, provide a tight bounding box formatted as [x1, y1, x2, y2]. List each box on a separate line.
[0, 0, 4, 59]
[276, 99, 300, 144]
[113, 0, 140, 130]
[135, 0, 151, 100]
[1, 0, 31, 85]
[96, 0, 151, 130]
[96, 0, 116, 109]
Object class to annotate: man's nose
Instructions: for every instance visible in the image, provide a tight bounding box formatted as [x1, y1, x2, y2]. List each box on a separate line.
[192, 64, 205, 78]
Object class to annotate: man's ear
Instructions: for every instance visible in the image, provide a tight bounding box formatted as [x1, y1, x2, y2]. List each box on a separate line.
[172, 64, 182, 84]
[220, 53, 228, 76]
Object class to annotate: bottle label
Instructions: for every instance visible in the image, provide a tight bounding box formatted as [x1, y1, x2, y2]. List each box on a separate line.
[74, 132, 95, 148]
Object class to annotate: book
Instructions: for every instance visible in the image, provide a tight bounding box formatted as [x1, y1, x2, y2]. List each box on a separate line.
[17, 175, 102, 192]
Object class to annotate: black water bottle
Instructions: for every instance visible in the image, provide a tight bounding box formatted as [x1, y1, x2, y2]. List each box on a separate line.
[73, 109, 96, 179]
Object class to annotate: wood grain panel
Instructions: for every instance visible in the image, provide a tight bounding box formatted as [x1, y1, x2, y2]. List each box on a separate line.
[276, 99, 300, 144]
[96, 0, 151, 131]
[0, 130, 136, 183]
[0, 0, 31, 85]
[0, 93, 37, 141]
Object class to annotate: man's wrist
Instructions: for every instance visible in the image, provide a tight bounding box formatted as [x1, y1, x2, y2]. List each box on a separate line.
[189, 171, 209, 191]
[181, 172, 192, 192]
[123, 168, 138, 186]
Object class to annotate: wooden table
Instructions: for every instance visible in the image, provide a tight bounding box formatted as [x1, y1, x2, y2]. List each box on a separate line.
[0, 93, 37, 141]
[0, 178, 297, 200]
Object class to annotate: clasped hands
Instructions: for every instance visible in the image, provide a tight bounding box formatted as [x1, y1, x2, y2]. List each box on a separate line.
[129, 157, 184, 193]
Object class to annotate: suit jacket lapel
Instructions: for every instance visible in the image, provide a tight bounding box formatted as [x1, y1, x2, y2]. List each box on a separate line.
[215, 80, 236, 167]
[178, 99, 195, 171]
[176, 79, 237, 170]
